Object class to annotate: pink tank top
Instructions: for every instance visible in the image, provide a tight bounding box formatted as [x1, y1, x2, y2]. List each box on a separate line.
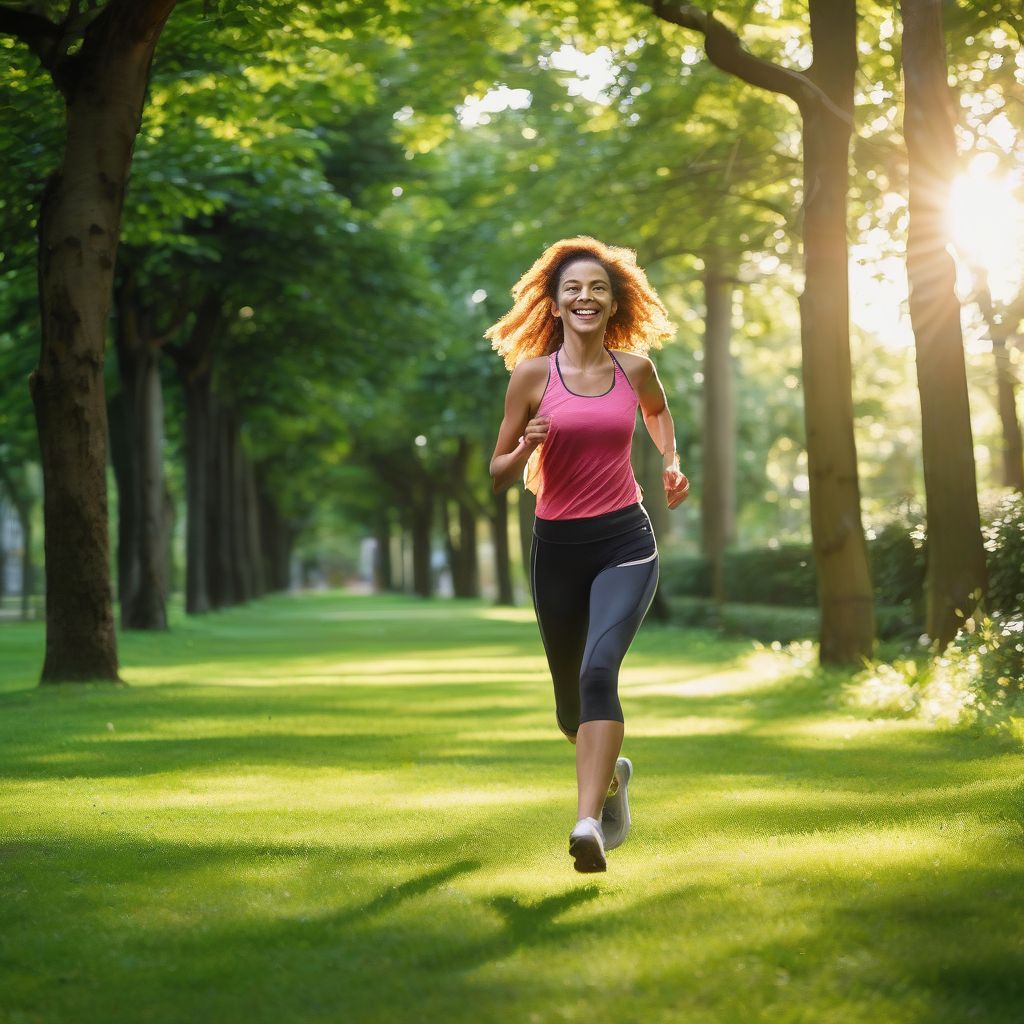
[534, 350, 643, 520]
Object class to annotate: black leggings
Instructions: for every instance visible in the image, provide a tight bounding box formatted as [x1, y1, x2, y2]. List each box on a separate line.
[530, 503, 659, 735]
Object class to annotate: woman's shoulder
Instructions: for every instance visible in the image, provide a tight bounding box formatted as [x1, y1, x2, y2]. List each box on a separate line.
[609, 348, 652, 368]
[610, 349, 655, 383]
[511, 354, 552, 380]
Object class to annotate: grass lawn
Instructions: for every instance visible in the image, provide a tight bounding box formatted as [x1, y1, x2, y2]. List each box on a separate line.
[1, 590, 1023, 1024]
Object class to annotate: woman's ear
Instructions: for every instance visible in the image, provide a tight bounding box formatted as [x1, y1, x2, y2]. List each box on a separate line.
[551, 300, 561, 318]
[610, 300, 619, 319]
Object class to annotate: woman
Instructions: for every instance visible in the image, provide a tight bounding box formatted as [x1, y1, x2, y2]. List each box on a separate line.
[487, 236, 689, 873]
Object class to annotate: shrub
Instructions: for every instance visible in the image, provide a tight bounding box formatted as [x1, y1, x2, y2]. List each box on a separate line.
[846, 611, 1024, 730]
[982, 491, 1024, 618]
[868, 519, 926, 610]
[660, 547, 818, 606]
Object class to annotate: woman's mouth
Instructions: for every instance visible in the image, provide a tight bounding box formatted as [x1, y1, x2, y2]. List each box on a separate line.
[572, 308, 599, 319]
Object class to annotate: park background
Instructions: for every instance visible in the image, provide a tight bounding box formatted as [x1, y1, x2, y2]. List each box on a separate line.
[1, 1, 1023, 1022]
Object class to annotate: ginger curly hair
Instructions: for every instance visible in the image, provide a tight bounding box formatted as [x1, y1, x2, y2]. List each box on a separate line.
[486, 236, 676, 371]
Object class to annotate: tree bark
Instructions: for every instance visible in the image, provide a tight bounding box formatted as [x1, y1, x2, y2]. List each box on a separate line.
[170, 290, 221, 615]
[11, 0, 178, 680]
[205, 399, 233, 608]
[374, 509, 393, 591]
[799, 0, 875, 663]
[410, 487, 434, 598]
[648, 0, 875, 663]
[256, 472, 293, 592]
[701, 263, 737, 607]
[242, 454, 265, 598]
[19, 507, 32, 621]
[901, 0, 987, 644]
[111, 275, 167, 630]
[491, 488, 515, 605]
[182, 366, 211, 612]
[227, 412, 250, 603]
[972, 270, 1024, 492]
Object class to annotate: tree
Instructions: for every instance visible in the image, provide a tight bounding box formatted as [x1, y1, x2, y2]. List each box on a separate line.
[899, 0, 987, 645]
[643, 1, 875, 663]
[0, 0, 178, 681]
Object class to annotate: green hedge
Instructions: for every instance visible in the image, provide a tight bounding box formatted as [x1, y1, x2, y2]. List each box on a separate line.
[666, 597, 916, 643]
[662, 493, 1021, 624]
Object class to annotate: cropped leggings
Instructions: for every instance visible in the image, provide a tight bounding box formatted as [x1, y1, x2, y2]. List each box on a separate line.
[530, 503, 659, 735]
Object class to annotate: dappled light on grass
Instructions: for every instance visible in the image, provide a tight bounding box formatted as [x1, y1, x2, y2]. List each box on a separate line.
[1, 592, 1023, 1024]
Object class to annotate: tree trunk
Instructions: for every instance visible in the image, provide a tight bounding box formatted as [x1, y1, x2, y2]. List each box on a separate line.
[25, 4, 178, 679]
[517, 486, 536, 599]
[374, 510, 393, 591]
[206, 399, 235, 608]
[491, 488, 515, 605]
[410, 489, 434, 598]
[212, 404, 240, 606]
[112, 279, 167, 630]
[647, 0, 875, 663]
[227, 414, 250, 603]
[972, 270, 1024, 492]
[171, 291, 221, 615]
[242, 454, 265, 598]
[901, 0, 987, 644]
[18, 502, 32, 622]
[798, 0, 875, 663]
[701, 263, 737, 607]
[181, 367, 211, 612]
[992, 337, 1024, 492]
[257, 474, 293, 592]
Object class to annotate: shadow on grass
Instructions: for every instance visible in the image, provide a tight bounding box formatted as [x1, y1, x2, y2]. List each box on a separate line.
[3, 829, 1023, 1024]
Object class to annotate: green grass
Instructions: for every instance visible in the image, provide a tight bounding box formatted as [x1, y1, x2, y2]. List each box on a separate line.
[2, 590, 1023, 1024]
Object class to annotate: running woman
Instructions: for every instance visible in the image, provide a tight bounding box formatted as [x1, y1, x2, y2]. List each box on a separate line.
[487, 237, 689, 873]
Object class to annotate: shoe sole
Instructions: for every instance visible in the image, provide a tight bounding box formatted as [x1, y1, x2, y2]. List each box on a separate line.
[569, 834, 607, 873]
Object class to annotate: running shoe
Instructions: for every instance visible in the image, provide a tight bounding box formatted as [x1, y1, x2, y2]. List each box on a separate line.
[601, 756, 633, 851]
[569, 816, 607, 873]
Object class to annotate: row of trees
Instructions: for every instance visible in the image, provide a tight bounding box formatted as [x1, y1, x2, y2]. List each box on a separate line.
[0, 0, 1021, 680]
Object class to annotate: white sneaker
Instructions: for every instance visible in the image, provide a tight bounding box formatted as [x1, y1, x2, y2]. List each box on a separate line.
[601, 757, 633, 851]
[569, 816, 607, 873]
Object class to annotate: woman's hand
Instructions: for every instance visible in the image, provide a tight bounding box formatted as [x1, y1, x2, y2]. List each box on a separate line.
[521, 415, 551, 449]
[662, 453, 689, 509]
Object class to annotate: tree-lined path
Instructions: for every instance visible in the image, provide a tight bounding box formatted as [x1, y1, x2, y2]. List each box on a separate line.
[2, 591, 1022, 1023]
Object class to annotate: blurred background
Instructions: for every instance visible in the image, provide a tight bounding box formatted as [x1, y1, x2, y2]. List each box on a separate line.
[0, 0, 1021, 655]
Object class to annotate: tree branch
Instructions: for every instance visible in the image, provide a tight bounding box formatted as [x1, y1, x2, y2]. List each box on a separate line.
[0, 4, 62, 65]
[643, 1, 854, 127]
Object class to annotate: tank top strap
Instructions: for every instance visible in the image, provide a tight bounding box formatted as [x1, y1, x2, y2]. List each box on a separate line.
[608, 350, 638, 397]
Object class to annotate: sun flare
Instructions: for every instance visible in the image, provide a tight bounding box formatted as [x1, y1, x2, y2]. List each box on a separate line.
[947, 155, 1024, 303]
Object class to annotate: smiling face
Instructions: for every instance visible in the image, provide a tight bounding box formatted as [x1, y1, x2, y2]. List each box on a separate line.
[551, 258, 618, 337]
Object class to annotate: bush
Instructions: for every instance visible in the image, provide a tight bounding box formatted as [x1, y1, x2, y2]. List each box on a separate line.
[660, 546, 817, 606]
[982, 491, 1024, 618]
[661, 491, 1020, 635]
[869, 519, 926, 609]
[846, 611, 1024, 730]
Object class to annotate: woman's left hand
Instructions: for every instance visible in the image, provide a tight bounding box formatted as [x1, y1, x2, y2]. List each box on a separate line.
[663, 456, 690, 509]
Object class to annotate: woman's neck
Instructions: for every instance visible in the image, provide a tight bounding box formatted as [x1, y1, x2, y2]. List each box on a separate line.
[560, 333, 609, 369]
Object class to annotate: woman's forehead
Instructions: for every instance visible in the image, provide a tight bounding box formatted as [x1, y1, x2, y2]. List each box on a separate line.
[559, 259, 609, 284]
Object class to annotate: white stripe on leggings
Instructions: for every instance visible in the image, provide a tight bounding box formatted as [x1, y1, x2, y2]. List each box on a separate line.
[615, 550, 658, 567]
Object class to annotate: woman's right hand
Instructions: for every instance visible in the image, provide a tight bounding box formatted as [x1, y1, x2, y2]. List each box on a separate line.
[521, 415, 551, 449]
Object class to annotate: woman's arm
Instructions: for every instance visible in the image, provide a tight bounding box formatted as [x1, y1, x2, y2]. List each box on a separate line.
[632, 355, 690, 509]
[489, 360, 550, 494]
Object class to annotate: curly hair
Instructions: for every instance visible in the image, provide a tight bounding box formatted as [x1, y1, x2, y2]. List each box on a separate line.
[485, 236, 676, 371]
